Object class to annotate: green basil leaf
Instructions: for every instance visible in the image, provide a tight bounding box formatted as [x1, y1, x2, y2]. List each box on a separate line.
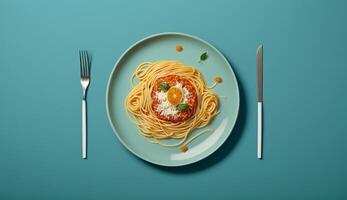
[176, 103, 189, 111]
[200, 52, 208, 61]
[158, 82, 170, 92]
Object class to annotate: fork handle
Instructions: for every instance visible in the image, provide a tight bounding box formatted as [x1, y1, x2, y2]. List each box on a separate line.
[82, 99, 87, 159]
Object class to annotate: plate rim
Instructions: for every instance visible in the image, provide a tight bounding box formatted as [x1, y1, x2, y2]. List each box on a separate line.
[106, 32, 240, 167]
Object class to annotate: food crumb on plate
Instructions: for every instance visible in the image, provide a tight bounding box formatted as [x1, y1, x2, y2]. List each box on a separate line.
[215, 76, 223, 83]
[180, 145, 188, 152]
[176, 45, 183, 52]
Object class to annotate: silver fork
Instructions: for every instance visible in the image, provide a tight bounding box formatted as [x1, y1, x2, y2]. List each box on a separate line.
[79, 50, 90, 159]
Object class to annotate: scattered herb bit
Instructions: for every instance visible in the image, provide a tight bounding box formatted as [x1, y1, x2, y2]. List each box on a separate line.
[180, 145, 188, 152]
[215, 76, 223, 83]
[176, 103, 189, 111]
[158, 83, 170, 92]
[200, 52, 208, 62]
[176, 45, 183, 52]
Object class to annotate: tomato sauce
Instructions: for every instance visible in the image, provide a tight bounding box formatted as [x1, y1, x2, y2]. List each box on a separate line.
[151, 75, 198, 123]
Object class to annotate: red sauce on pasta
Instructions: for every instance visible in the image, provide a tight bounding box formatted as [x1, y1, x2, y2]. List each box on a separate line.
[151, 75, 198, 123]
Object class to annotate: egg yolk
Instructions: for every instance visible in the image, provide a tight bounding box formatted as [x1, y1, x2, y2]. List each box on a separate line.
[167, 87, 183, 106]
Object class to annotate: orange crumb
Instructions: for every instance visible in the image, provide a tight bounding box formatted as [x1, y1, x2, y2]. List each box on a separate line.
[215, 76, 223, 83]
[180, 145, 188, 152]
[176, 45, 183, 52]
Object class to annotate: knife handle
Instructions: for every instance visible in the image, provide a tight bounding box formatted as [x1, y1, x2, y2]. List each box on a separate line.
[258, 102, 262, 159]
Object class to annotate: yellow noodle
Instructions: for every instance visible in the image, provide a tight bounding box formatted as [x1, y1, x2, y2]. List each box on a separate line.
[124, 61, 219, 147]
[207, 82, 218, 89]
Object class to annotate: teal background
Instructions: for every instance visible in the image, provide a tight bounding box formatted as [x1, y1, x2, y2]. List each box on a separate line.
[0, 0, 346, 199]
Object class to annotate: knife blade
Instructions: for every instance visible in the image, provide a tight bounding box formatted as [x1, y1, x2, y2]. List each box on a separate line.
[257, 45, 263, 159]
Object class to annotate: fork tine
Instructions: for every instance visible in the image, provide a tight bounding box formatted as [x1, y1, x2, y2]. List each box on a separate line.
[83, 50, 87, 77]
[79, 50, 83, 78]
[82, 50, 87, 77]
[83, 50, 89, 77]
[82, 50, 86, 77]
[86, 51, 90, 77]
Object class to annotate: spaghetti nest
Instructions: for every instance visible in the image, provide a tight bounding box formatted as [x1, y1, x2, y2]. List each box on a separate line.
[125, 61, 219, 147]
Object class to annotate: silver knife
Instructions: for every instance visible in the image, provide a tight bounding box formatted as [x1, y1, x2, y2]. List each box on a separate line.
[257, 45, 263, 159]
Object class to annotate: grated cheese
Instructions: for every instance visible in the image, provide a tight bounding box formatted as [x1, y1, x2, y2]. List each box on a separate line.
[155, 91, 167, 101]
[182, 87, 190, 103]
[155, 84, 191, 118]
[155, 91, 179, 117]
